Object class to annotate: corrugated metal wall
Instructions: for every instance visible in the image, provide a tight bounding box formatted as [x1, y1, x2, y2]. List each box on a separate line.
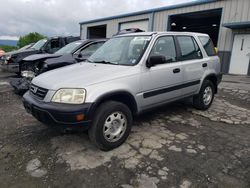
[80, 0, 250, 52]
[81, 14, 151, 39]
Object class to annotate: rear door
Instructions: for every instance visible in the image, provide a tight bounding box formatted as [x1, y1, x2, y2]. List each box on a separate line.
[176, 35, 205, 96]
[141, 35, 183, 108]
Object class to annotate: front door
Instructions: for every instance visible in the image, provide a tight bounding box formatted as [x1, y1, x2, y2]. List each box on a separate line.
[229, 34, 250, 75]
[141, 36, 183, 109]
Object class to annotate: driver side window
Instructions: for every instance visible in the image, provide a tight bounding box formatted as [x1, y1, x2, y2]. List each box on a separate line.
[80, 42, 105, 57]
[150, 36, 177, 63]
[46, 39, 60, 53]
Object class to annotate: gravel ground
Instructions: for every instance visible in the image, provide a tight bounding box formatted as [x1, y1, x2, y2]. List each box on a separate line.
[0, 71, 249, 188]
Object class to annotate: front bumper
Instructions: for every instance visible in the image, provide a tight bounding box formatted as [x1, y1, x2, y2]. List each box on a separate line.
[22, 92, 94, 128]
[10, 77, 30, 94]
[0, 63, 19, 73]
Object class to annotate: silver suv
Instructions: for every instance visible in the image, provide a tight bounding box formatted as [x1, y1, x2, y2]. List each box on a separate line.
[23, 32, 222, 151]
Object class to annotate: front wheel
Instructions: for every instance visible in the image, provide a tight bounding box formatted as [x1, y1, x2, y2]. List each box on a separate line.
[88, 101, 133, 151]
[193, 80, 215, 110]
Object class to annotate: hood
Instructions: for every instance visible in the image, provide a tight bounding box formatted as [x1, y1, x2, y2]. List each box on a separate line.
[3, 49, 38, 63]
[5, 48, 37, 57]
[23, 53, 61, 61]
[32, 62, 136, 90]
[44, 54, 74, 66]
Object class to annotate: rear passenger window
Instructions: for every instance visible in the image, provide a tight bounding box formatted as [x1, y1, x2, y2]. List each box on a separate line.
[177, 36, 202, 61]
[150, 36, 177, 63]
[199, 36, 216, 56]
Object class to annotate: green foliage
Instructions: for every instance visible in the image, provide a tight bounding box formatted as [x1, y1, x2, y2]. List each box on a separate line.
[17, 32, 46, 48]
[0, 45, 18, 52]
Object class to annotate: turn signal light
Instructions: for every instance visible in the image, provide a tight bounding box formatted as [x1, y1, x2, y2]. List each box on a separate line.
[76, 114, 85, 121]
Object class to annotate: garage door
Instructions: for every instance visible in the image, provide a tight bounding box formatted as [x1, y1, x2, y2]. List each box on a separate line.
[120, 20, 149, 31]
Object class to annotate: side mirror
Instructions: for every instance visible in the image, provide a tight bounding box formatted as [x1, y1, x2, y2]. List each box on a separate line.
[41, 47, 49, 53]
[78, 53, 83, 58]
[146, 55, 167, 68]
[39, 48, 45, 53]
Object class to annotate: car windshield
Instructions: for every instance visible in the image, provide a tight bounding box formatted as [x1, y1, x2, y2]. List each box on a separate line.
[18, 43, 33, 51]
[55, 41, 82, 54]
[31, 39, 47, 50]
[88, 36, 151, 66]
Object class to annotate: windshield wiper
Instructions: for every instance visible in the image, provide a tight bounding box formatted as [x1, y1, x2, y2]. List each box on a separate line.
[94, 60, 117, 65]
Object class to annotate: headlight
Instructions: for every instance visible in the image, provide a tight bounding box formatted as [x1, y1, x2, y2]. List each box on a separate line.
[6, 56, 11, 60]
[4, 56, 11, 64]
[21, 70, 35, 79]
[51, 89, 86, 104]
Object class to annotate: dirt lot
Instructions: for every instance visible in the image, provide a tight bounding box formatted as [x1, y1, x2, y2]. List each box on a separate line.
[0, 71, 250, 188]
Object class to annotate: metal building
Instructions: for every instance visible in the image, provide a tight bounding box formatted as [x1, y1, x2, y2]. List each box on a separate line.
[79, 0, 250, 75]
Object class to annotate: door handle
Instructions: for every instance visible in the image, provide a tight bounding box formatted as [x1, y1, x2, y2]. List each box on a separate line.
[202, 63, 207, 67]
[173, 68, 180, 73]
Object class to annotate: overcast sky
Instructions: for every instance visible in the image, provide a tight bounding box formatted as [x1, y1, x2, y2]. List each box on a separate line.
[0, 0, 196, 40]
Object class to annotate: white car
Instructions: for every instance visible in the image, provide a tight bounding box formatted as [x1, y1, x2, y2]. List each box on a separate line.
[23, 32, 222, 150]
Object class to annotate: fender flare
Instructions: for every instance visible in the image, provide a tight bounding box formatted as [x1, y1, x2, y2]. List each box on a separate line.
[88, 90, 138, 119]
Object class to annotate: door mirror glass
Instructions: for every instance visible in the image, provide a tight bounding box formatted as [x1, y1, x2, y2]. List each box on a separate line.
[78, 53, 83, 58]
[147, 55, 171, 68]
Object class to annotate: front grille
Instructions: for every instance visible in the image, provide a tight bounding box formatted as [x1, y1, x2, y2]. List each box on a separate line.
[30, 84, 48, 100]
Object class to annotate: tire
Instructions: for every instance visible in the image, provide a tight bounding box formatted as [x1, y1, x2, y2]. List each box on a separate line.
[193, 80, 215, 110]
[88, 101, 133, 151]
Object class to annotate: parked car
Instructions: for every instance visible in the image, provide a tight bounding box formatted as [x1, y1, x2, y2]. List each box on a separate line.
[17, 43, 35, 52]
[20, 39, 107, 78]
[11, 39, 107, 94]
[23, 32, 222, 151]
[0, 36, 80, 74]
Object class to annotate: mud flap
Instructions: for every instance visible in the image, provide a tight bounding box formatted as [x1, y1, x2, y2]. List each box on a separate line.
[9, 78, 30, 95]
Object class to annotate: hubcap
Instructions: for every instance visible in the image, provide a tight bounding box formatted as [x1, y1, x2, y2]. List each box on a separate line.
[203, 86, 213, 105]
[103, 112, 127, 142]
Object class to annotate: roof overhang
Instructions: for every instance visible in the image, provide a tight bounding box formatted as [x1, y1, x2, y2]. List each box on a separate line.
[79, 0, 218, 25]
[223, 21, 250, 29]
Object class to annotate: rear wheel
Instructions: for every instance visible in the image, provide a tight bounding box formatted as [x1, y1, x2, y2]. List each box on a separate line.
[193, 80, 215, 110]
[88, 101, 132, 151]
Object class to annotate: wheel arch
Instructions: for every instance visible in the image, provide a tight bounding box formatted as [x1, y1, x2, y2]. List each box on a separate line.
[202, 73, 218, 93]
[90, 91, 138, 117]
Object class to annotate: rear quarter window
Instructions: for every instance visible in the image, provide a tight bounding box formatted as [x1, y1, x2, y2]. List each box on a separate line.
[199, 36, 216, 56]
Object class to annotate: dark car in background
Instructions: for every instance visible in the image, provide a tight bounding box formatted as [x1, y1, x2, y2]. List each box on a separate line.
[20, 39, 106, 77]
[17, 43, 35, 51]
[11, 39, 107, 94]
[0, 36, 80, 74]
[0, 43, 34, 68]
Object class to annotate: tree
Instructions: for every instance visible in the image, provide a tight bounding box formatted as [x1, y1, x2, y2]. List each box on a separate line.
[0, 45, 18, 52]
[17, 32, 46, 48]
